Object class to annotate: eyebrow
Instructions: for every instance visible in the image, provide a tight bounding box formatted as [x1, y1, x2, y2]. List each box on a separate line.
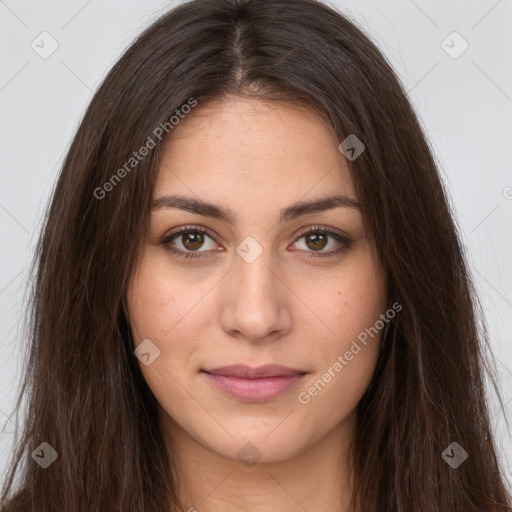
[151, 194, 362, 224]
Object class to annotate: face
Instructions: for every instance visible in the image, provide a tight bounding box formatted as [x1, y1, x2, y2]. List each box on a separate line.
[127, 96, 387, 465]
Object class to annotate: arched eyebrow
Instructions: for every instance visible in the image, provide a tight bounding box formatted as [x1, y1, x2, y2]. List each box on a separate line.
[151, 194, 362, 224]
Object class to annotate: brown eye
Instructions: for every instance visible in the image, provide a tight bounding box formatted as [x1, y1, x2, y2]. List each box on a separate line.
[180, 231, 205, 251]
[161, 227, 218, 260]
[292, 226, 353, 258]
[304, 232, 329, 251]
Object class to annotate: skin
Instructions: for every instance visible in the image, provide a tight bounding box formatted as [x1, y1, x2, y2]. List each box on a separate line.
[127, 96, 387, 512]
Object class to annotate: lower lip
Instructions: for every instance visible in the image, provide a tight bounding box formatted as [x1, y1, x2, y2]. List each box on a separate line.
[203, 372, 306, 402]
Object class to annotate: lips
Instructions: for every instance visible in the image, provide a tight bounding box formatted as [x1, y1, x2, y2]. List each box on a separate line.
[201, 364, 307, 402]
[202, 364, 306, 378]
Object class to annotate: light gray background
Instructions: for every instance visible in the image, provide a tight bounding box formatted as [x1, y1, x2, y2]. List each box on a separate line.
[1, 0, 511, 490]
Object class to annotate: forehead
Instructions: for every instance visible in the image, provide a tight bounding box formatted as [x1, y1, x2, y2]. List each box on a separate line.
[154, 97, 357, 207]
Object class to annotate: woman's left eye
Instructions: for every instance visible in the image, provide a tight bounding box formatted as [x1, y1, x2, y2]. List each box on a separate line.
[160, 225, 353, 260]
[291, 228, 352, 258]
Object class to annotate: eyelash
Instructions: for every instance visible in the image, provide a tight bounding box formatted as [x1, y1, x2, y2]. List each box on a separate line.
[160, 224, 353, 261]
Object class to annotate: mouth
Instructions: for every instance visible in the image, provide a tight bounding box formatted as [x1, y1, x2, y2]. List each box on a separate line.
[201, 364, 307, 402]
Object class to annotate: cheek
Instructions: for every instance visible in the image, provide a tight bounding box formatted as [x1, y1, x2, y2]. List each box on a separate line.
[126, 257, 202, 408]
[297, 248, 386, 412]
[127, 282, 178, 342]
[296, 317, 384, 442]
[127, 249, 204, 342]
[126, 255, 201, 389]
[303, 246, 386, 347]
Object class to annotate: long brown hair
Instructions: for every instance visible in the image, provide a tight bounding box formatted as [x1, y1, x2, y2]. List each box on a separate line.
[1, 0, 510, 510]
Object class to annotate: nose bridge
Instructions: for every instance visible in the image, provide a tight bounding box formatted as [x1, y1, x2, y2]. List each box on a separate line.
[220, 235, 291, 340]
[234, 234, 278, 303]
[236, 238, 273, 292]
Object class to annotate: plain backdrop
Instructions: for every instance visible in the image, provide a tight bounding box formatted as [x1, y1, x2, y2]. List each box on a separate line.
[1, 0, 511, 490]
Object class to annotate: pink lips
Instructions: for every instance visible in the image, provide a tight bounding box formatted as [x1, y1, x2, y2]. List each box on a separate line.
[202, 364, 307, 402]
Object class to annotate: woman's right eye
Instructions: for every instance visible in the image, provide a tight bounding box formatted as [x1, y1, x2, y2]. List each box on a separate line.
[161, 227, 218, 260]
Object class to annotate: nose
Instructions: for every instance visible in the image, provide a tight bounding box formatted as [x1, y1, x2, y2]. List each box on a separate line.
[219, 240, 293, 343]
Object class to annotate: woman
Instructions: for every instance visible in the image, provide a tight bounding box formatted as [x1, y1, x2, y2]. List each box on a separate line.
[1, 0, 510, 510]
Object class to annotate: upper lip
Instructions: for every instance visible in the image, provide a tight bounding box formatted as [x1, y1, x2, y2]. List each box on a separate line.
[202, 364, 306, 378]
